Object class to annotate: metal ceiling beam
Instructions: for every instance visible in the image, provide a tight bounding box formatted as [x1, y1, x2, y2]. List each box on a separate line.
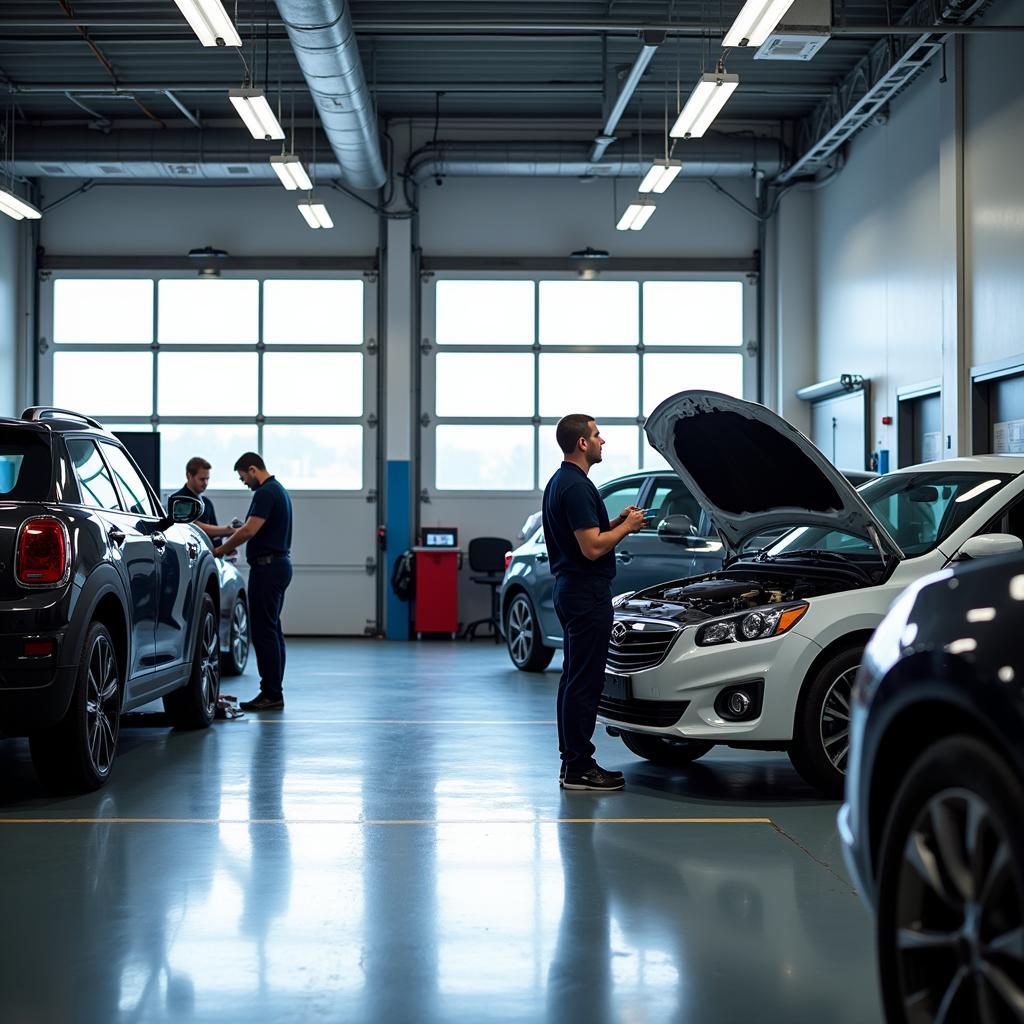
[590, 31, 662, 163]
[779, 0, 995, 182]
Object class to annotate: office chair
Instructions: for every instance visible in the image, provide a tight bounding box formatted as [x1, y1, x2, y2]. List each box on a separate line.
[463, 536, 512, 641]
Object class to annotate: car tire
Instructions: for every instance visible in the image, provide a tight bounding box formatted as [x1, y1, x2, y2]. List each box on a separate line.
[221, 595, 250, 676]
[505, 592, 555, 672]
[788, 646, 861, 798]
[620, 731, 715, 765]
[164, 593, 220, 730]
[29, 621, 121, 793]
[876, 735, 1024, 1024]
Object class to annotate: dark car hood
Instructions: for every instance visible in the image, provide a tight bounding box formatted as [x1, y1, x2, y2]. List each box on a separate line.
[644, 391, 903, 559]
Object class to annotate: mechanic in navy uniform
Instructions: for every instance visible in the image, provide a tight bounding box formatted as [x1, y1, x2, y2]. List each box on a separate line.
[215, 453, 293, 712]
[168, 456, 234, 541]
[542, 414, 644, 791]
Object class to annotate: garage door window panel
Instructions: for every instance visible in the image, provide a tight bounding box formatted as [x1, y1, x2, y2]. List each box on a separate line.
[54, 351, 154, 418]
[643, 282, 744, 346]
[263, 352, 364, 417]
[158, 353, 259, 417]
[539, 281, 639, 346]
[263, 280, 364, 345]
[643, 353, 744, 415]
[159, 424, 258, 491]
[538, 354, 638, 418]
[262, 425, 364, 490]
[436, 425, 534, 491]
[158, 280, 259, 345]
[436, 353, 534, 417]
[53, 279, 154, 345]
[436, 281, 535, 345]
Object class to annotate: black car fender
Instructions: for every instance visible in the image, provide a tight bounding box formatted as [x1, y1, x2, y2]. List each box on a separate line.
[61, 563, 131, 676]
[187, 552, 220, 661]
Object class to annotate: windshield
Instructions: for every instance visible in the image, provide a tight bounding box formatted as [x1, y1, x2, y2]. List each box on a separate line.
[0, 429, 53, 501]
[766, 472, 1014, 559]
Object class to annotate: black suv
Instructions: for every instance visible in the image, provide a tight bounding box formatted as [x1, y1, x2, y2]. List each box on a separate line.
[0, 408, 221, 791]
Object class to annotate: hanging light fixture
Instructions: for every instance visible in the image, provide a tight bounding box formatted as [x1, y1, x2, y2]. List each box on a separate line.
[723, 0, 797, 47]
[297, 198, 334, 229]
[229, 88, 285, 141]
[270, 92, 313, 190]
[670, 63, 739, 140]
[641, 87, 683, 193]
[173, 0, 242, 47]
[0, 103, 40, 221]
[0, 186, 41, 222]
[616, 199, 656, 231]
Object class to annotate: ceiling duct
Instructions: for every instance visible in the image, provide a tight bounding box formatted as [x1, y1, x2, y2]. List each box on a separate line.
[273, 0, 386, 191]
[408, 138, 783, 182]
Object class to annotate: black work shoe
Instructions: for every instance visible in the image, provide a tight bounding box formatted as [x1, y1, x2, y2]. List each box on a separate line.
[560, 762, 623, 786]
[239, 694, 284, 711]
[562, 767, 625, 791]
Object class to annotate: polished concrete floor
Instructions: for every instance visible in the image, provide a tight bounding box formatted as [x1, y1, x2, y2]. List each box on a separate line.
[0, 640, 884, 1024]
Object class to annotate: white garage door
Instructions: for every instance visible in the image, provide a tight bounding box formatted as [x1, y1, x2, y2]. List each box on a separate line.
[40, 272, 379, 636]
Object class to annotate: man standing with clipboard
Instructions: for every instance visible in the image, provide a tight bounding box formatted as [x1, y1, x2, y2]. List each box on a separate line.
[542, 415, 645, 791]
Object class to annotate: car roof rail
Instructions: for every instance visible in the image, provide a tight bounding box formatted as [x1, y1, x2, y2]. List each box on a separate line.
[22, 407, 106, 430]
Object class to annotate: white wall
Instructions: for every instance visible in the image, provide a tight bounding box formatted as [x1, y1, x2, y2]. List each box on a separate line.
[0, 215, 19, 417]
[803, 0, 1024, 465]
[38, 182, 379, 256]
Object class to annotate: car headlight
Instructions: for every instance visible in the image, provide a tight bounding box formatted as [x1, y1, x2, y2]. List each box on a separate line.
[695, 602, 809, 647]
[612, 591, 636, 609]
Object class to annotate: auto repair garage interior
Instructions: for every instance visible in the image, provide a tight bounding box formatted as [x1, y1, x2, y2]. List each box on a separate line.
[2, 0, 1024, 1020]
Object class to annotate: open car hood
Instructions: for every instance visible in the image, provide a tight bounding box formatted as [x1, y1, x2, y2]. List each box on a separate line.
[644, 391, 904, 559]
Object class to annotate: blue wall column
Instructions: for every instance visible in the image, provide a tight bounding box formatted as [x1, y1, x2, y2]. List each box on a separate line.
[385, 460, 411, 640]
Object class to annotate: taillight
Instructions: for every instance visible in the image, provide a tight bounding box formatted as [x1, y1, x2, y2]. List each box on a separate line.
[16, 518, 70, 587]
[504, 551, 513, 572]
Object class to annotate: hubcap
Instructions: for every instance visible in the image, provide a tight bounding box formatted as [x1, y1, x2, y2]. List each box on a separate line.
[894, 788, 1024, 1023]
[85, 634, 119, 776]
[199, 610, 220, 715]
[507, 598, 534, 666]
[820, 666, 855, 773]
[231, 601, 249, 667]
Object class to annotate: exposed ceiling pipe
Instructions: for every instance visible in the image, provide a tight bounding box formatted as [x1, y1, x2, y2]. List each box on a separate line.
[273, 0, 386, 190]
[408, 139, 783, 182]
[589, 32, 663, 164]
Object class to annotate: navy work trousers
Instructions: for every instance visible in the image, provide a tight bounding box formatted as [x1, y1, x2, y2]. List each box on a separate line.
[248, 557, 293, 701]
[553, 575, 614, 773]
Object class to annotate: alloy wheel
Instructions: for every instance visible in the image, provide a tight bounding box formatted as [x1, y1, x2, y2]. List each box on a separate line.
[231, 601, 249, 667]
[200, 610, 220, 716]
[819, 666, 855, 774]
[508, 597, 534, 667]
[893, 787, 1024, 1023]
[85, 634, 119, 777]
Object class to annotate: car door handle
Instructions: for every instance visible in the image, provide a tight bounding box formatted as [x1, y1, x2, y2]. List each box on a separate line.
[535, 552, 548, 563]
[616, 550, 633, 564]
[151, 533, 167, 550]
[186, 541, 199, 560]
[108, 527, 126, 547]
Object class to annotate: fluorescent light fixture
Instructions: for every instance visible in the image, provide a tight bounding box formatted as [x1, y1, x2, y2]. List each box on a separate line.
[670, 70, 740, 139]
[297, 199, 334, 230]
[174, 0, 242, 47]
[270, 154, 314, 191]
[638, 159, 683, 194]
[229, 88, 285, 141]
[616, 200, 656, 231]
[0, 186, 42, 221]
[723, 0, 797, 47]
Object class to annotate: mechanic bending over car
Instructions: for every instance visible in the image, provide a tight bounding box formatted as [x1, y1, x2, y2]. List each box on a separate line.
[543, 414, 645, 792]
[214, 452, 293, 713]
[169, 456, 236, 541]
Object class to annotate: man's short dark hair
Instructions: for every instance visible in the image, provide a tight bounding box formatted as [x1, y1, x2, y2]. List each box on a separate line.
[186, 456, 211, 477]
[556, 414, 595, 455]
[233, 452, 266, 473]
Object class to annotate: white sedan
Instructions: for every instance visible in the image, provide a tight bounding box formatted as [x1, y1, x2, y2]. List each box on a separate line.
[600, 390, 1024, 796]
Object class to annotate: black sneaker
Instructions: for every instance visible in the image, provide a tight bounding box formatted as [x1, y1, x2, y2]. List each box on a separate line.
[562, 767, 625, 791]
[560, 762, 623, 786]
[239, 694, 284, 711]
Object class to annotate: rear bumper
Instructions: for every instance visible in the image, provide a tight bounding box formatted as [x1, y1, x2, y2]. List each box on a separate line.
[0, 634, 77, 735]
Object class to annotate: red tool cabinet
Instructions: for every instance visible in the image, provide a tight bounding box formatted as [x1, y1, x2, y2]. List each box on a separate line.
[413, 546, 460, 637]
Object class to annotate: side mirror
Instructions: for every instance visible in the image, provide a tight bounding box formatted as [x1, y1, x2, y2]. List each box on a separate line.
[657, 514, 697, 546]
[955, 533, 1023, 561]
[168, 494, 203, 524]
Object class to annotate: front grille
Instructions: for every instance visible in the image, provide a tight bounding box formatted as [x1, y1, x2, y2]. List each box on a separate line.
[598, 696, 690, 727]
[605, 620, 681, 673]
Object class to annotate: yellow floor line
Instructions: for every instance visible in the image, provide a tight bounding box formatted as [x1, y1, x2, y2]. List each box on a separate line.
[0, 816, 773, 826]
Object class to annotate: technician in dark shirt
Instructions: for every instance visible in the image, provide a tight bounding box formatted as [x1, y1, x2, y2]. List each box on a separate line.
[215, 452, 293, 712]
[542, 414, 644, 791]
[168, 456, 234, 541]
